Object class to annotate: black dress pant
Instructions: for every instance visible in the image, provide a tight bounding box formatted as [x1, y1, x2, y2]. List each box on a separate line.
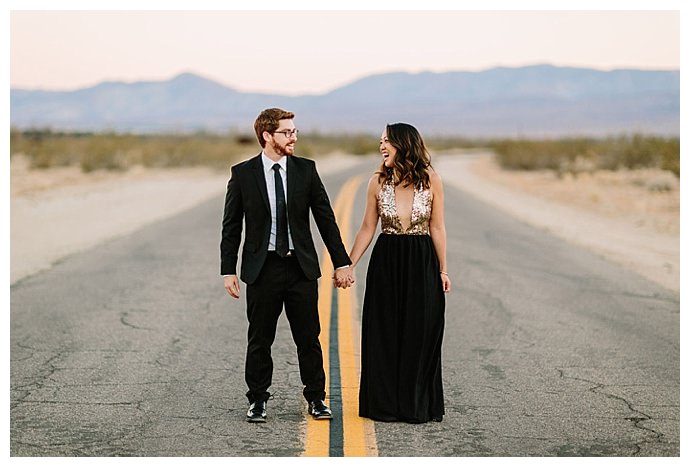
[244, 252, 326, 403]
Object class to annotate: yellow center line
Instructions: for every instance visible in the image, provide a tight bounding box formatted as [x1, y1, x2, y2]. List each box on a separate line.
[304, 174, 377, 457]
[304, 244, 333, 456]
[337, 175, 378, 457]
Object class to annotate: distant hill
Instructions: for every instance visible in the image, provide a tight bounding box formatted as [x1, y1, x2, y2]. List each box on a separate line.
[10, 65, 679, 137]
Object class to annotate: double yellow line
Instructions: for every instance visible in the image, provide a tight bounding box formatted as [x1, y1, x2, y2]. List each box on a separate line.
[304, 174, 378, 457]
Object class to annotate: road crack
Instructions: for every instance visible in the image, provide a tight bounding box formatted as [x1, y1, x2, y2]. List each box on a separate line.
[556, 368, 665, 455]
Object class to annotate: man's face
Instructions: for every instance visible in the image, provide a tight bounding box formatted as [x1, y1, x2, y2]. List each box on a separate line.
[269, 119, 298, 156]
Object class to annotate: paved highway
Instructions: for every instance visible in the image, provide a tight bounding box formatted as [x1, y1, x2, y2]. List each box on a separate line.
[10, 156, 679, 456]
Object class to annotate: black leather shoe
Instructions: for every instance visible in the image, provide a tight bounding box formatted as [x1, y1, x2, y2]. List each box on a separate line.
[247, 400, 267, 423]
[308, 400, 332, 419]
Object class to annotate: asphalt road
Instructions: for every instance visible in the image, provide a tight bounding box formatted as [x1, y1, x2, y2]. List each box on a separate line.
[10, 156, 679, 456]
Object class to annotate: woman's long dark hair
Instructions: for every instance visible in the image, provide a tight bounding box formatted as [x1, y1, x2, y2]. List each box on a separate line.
[377, 122, 432, 189]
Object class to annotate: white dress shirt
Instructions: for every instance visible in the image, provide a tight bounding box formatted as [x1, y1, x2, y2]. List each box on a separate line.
[262, 152, 294, 252]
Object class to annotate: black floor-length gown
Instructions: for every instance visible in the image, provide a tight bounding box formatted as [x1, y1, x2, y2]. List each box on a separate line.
[359, 180, 446, 423]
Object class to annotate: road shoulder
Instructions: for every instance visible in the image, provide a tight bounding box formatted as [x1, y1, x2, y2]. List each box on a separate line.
[436, 153, 679, 294]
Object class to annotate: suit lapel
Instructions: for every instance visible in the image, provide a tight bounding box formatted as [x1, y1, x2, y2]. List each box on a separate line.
[251, 154, 270, 212]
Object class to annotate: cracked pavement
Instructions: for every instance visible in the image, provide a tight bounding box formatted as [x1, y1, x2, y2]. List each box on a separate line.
[10, 162, 679, 456]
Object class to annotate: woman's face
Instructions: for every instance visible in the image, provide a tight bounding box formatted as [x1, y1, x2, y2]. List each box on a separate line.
[380, 129, 397, 168]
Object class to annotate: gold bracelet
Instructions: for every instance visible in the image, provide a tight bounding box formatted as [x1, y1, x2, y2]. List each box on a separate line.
[440, 271, 449, 276]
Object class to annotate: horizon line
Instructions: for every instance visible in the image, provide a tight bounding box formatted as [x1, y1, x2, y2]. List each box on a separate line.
[10, 62, 681, 95]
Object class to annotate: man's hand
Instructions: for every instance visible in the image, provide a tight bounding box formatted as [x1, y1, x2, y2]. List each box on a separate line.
[224, 275, 241, 299]
[333, 267, 354, 289]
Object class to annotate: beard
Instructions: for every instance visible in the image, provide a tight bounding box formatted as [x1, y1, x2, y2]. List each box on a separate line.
[270, 139, 295, 157]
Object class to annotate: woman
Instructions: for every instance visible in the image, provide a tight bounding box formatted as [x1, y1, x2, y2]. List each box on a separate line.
[339, 122, 451, 423]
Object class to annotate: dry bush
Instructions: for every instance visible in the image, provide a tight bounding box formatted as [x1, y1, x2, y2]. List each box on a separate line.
[10, 130, 679, 179]
[492, 135, 679, 178]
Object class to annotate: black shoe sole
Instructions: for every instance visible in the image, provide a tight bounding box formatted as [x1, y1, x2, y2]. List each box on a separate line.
[310, 413, 332, 420]
[247, 417, 267, 423]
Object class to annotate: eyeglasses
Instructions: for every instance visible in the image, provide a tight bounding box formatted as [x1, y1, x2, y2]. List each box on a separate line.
[274, 129, 299, 138]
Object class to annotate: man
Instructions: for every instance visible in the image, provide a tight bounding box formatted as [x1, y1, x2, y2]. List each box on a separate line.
[221, 108, 352, 423]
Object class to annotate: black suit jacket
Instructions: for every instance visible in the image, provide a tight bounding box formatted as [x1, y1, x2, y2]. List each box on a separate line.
[220, 153, 351, 284]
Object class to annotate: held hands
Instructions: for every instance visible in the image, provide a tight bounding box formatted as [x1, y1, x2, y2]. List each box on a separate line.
[333, 266, 354, 289]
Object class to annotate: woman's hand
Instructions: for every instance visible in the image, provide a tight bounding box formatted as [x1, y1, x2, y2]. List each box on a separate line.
[440, 272, 451, 293]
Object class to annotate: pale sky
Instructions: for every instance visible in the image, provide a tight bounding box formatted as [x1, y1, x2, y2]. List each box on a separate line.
[9, 6, 682, 96]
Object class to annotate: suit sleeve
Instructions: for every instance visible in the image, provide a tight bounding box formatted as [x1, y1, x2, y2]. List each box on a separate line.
[308, 162, 352, 269]
[220, 166, 244, 275]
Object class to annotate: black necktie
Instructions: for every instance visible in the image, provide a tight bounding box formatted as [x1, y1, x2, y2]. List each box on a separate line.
[272, 164, 289, 257]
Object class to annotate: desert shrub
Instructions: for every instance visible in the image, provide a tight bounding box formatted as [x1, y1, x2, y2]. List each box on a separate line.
[491, 135, 679, 177]
[298, 132, 380, 156]
[11, 128, 83, 168]
[492, 138, 597, 172]
[10, 129, 679, 178]
[80, 133, 133, 172]
[599, 135, 654, 171]
[657, 138, 680, 177]
[10, 130, 258, 171]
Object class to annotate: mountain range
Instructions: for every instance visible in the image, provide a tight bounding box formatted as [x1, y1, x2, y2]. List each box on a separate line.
[10, 64, 680, 137]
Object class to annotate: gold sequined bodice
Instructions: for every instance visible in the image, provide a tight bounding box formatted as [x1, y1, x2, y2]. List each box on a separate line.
[378, 180, 433, 235]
